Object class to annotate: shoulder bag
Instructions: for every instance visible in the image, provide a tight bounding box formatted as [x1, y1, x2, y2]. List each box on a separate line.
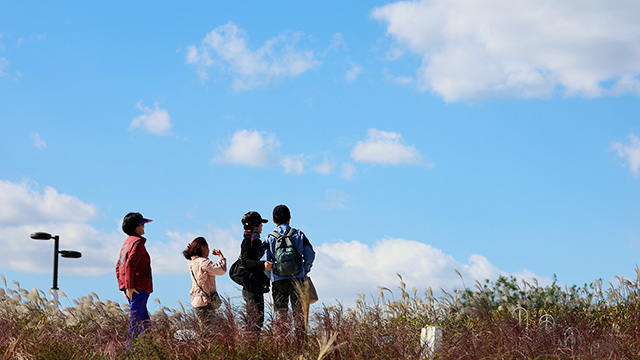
[190, 268, 222, 309]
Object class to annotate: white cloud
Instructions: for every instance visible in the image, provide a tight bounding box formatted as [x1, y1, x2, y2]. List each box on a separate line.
[312, 237, 549, 303]
[30, 133, 47, 149]
[0, 34, 8, 76]
[151, 228, 238, 275]
[0, 58, 8, 76]
[319, 189, 348, 210]
[341, 162, 356, 180]
[0, 179, 549, 305]
[0, 180, 97, 226]
[0, 180, 115, 276]
[281, 154, 306, 174]
[186, 22, 320, 90]
[185, 45, 202, 66]
[129, 101, 173, 136]
[0, 179, 241, 277]
[384, 68, 414, 86]
[214, 129, 280, 167]
[612, 133, 640, 176]
[612, 76, 640, 95]
[314, 158, 335, 175]
[385, 47, 406, 62]
[329, 33, 346, 52]
[372, 0, 640, 102]
[346, 62, 363, 82]
[351, 128, 430, 166]
[0, 222, 123, 276]
[1, 220, 238, 278]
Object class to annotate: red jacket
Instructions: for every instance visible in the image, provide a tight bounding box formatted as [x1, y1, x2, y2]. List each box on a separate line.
[116, 235, 153, 294]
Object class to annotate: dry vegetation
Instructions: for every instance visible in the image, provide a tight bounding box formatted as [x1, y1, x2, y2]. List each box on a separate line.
[3, 268, 640, 359]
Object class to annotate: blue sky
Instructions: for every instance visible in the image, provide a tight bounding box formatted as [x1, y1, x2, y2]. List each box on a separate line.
[1, 1, 640, 311]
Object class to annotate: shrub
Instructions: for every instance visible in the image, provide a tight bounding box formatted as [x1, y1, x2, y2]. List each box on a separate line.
[3, 269, 640, 359]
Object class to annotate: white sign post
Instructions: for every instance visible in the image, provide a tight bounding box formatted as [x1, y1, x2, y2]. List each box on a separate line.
[420, 326, 443, 358]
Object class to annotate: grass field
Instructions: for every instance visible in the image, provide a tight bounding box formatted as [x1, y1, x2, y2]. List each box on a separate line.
[2, 269, 640, 359]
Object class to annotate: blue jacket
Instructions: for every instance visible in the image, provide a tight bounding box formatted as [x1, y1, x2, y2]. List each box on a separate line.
[265, 224, 315, 282]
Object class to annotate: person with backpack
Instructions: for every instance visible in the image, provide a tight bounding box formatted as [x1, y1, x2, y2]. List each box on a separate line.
[265, 204, 315, 337]
[239, 211, 272, 332]
[182, 237, 226, 329]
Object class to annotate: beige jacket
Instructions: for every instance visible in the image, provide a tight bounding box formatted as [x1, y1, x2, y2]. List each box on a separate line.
[189, 256, 227, 308]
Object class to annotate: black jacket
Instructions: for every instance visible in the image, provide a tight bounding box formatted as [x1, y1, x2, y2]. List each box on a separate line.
[240, 231, 270, 292]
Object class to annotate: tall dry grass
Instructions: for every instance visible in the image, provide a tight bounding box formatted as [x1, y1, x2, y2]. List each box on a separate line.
[3, 269, 640, 359]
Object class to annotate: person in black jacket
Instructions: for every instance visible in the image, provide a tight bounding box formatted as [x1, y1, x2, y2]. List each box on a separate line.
[240, 211, 273, 332]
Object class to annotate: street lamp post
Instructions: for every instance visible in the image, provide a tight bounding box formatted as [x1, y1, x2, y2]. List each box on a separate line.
[30, 232, 82, 305]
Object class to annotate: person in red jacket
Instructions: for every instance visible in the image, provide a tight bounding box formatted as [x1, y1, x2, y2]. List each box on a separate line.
[116, 212, 153, 343]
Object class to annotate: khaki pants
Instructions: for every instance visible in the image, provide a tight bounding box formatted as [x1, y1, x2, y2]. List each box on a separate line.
[194, 303, 215, 329]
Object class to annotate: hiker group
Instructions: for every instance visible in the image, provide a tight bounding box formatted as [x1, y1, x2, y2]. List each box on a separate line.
[115, 204, 316, 343]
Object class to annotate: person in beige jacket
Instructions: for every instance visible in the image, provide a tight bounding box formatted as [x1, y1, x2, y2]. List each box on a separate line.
[183, 237, 227, 327]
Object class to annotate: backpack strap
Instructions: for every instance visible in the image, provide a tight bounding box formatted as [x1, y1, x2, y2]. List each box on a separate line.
[270, 228, 297, 241]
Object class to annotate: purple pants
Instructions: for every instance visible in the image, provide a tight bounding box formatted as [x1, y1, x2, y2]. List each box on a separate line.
[128, 290, 151, 340]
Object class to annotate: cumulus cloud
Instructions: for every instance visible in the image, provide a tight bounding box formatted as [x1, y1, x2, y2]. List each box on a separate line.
[0, 179, 549, 305]
[0, 179, 240, 277]
[384, 68, 414, 86]
[0, 222, 123, 276]
[186, 22, 320, 90]
[318, 189, 348, 210]
[1, 220, 237, 277]
[351, 128, 430, 166]
[612, 134, 640, 176]
[0, 35, 9, 76]
[0, 57, 8, 76]
[0, 180, 97, 226]
[314, 157, 335, 175]
[341, 163, 356, 180]
[150, 228, 238, 275]
[214, 129, 281, 167]
[129, 101, 173, 136]
[371, 0, 640, 102]
[30, 133, 47, 149]
[0, 180, 115, 276]
[329, 33, 347, 52]
[312, 237, 549, 303]
[281, 154, 306, 174]
[346, 62, 363, 82]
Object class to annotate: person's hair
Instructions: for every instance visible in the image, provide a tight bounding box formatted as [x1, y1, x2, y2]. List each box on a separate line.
[122, 212, 143, 236]
[242, 216, 256, 231]
[273, 204, 291, 225]
[244, 222, 257, 231]
[182, 237, 208, 260]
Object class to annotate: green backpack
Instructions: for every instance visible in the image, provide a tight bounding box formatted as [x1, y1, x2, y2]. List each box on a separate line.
[270, 228, 302, 276]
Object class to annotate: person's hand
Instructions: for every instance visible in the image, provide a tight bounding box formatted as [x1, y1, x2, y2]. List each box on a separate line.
[264, 261, 273, 270]
[125, 288, 139, 299]
[212, 249, 223, 257]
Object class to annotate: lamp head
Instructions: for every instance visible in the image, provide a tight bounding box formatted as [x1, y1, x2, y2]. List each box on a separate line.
[30, 232, 53, 240]
[59, 250, 82, 259]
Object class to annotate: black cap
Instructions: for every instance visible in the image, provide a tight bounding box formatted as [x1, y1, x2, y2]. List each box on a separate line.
[242, 211, 268, 229]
